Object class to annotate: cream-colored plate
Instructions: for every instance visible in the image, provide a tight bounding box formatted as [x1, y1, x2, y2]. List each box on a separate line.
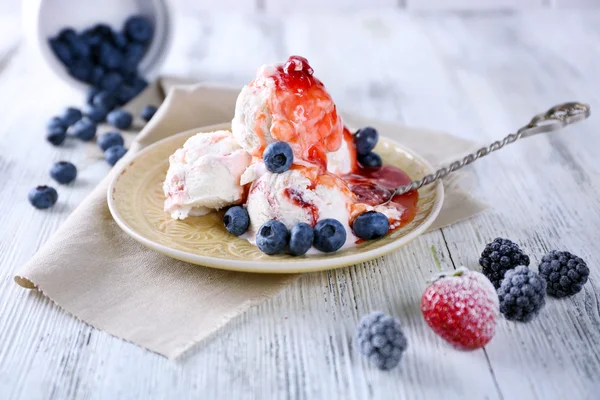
[107, 123, 444, 273]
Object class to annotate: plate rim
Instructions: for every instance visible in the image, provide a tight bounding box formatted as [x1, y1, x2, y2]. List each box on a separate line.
[107, 123, 445, 274]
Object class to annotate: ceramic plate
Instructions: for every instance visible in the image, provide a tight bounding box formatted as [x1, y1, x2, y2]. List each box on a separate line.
[107, 123, 444, 273]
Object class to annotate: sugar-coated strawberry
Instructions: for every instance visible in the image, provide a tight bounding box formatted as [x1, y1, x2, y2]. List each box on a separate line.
[421, 267, 499, 350]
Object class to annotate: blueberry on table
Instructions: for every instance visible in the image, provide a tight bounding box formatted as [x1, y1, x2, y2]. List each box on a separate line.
[61, 107, 82, 126]
[72, 118, 97, 141]
[97, 131, 124, 151]
[256, 220, 289, 255]
[104, 145, 127, 166]
[49, 39, 73, 66]
[313, 219, 346, 253]
[85, 104, 109, 123]
[28, 186, 58, 209]
[223, 206, 250, 236]
[352, 211, 389, 240]
[124, 16, 153, 43]
[140, 105, 158, 122]
[50, 161, 77, 184]
[289, 223, 314, 256]
[46, 127, 67, 146]
[47, 117, 66, 130]
[358, 152, 382, 169]
[92, 91, 118, 110]
[263, 141, 294, 173]
[354, 127, 379, 156]
[107, 109, 133, 130]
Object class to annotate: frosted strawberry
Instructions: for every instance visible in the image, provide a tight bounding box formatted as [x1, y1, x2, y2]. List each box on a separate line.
[421, 267, 499, 350]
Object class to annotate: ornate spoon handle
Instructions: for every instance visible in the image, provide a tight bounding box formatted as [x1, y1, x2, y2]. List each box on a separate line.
[383, 102, 591, 202]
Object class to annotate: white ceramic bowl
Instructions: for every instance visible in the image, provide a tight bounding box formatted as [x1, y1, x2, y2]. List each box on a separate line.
[23, 0, 172, 90]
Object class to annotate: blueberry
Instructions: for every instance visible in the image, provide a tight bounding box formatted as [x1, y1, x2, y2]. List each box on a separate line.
[97, 131, 124, 151]
[62, 31, 90, 59]
[92, 91, 118, 110]
[313, 219, 346, 253]
[98, 42, 124, 70]
[50, 161, 77, 184]
[107, 109, 133, 129]
[358, 152, 382, 169]
[289, 223, 314, 256]
[110, 31, 129, 49]
[124, 16, 153, 43]
[256, 220, 289, 255]
[104, 145, 127, 166]
[57, 28, 77, 42]
[223, 206, 250, 236]
[49, 38, 72, 66]
[117, 85, 137, 105]
[124, 43, 146, 68]
[72, 118, 97, 141]
[100, 72, 124, 91]
[263, 141, 293, 173]
[140, 105, 158, 121]
[129, 76, 148, 93]
[85, 104, 109, 123]
[89, 66, 106, 87]
[61, 107, 82, 126]
[352, 211, 389, 240]
[86, 87, 100, 106]
[46, 127, 67, 146]
[68, 59, 93, 83]
[354, 127, 379, 156]
[47, 117, 66, 130]
[28, 186, 58, 209]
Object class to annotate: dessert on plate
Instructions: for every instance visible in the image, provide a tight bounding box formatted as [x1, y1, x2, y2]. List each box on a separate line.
[163, 56, 419, 256]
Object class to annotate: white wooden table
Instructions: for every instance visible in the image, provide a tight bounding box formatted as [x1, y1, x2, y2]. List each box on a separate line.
[1, 7, 599, 400]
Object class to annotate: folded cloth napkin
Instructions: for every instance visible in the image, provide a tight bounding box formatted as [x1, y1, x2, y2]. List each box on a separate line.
[15, 78, 487, 359]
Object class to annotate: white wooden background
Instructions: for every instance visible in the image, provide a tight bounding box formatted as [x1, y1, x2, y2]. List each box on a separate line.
[1, 3, 600, 400]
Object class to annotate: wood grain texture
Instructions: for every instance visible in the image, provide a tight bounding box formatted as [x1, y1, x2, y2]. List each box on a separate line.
[1, 6, 600, 400]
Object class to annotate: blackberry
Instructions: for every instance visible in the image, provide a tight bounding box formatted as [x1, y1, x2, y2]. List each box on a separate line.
[498, 266, 546, 322]
[479, 238, 530, 288]
[539, 251, 589, 298]
[356, 312, 408, 370]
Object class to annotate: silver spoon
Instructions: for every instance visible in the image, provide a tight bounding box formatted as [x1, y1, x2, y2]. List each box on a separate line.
[380, 102, 591, 205]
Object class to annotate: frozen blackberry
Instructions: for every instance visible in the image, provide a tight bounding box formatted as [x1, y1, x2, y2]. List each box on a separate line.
[479, 238, 530, 288]
[498, 266, 546, 322]
[356, 312, 408, 370]
[539, 251, 589, 298]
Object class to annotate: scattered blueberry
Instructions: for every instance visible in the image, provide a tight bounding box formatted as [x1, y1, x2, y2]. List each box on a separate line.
[479, 238, 531, 289]
[104, 145, 127, 166]
[539, 250, 589, 298]
[256, 220, 289, 255]
[46, 127, 67, 146]
[28, 185, 58, 209]
[107, 109, 133, 130]
[313, 219, 346, 253]
[356, 312, 408, 370]
[358, 152, 382, 169]
[498, 266, 546, 322]
[97, 131, 124, 151]
[72, 118, 97, 141]
[352, 211, 389, 240]
[50, 161, 77, 184]
[85, 104, 109, 123]
[223, 206, 250, 236]
[47, 117, 66, 130]
[140, 105, 158, 122]
[100, 71, 123, 91]
[263, 141, 294, 173]
[124, 16, 153, 43]
[92, 91, 118, 110]
[289, 223, 314, 256]
[61, 107, 82, 126]
[354, 127, 379, 156]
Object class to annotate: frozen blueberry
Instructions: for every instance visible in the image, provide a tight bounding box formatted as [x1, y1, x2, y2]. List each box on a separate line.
[28, 185, 58, 209]
[49, 38, 72, 66]
[61, 107, 82, 126]
[124, 16, 153, 43]
[46, 127, 67, 146]
[256, 220, 289, 255]
[223, 206, 250, 236]
[289, 223, 314, 256]
[263, 141, 293, 173]
[72, 118, 97, 141]
[100, 72, 124, 91]
[313, 219, 346, 253]
[92, 91, 118, 110]
[85, 104, 109, 123]
[358, 152, 382, 169]
[140, 105, 158, 121]
[47, 117, 66, 131]
[107, 109, 133, 129]
[97, 131, 124, 151]
[354, 127, 379, 156]
[104, 145, 127, 166]
[50, 161, 77, 184]
[352, 211, 389, 240]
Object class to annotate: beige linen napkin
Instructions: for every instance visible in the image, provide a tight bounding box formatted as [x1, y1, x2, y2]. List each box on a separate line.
[15, 79, 487, 359]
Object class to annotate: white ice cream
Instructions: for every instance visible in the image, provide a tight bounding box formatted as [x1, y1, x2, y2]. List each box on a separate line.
[163, 130, 252, 220]
[327, 134, 353, 175]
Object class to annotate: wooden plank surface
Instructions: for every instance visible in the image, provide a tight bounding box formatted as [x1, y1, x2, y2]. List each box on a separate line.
[1, 6, 600, 400]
